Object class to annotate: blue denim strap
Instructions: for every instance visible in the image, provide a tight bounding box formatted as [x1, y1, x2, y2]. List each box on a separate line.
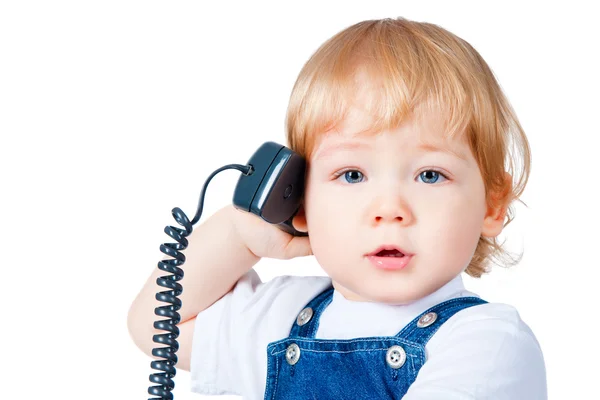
[289, 286, 334, 338]
[396, 296, 488, 345]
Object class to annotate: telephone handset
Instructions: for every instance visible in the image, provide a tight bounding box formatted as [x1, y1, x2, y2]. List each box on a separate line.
[147, 141, 307, 399]
[233, 141, 307, 237]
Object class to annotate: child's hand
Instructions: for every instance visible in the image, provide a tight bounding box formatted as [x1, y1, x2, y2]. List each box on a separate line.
[227, 204, 313, 260]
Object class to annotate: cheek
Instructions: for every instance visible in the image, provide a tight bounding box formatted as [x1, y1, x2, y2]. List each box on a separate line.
[304, 183, 355, 258]
[305, 213, 348, 273]
[306, 198, 345, 241]
[425, 187, 486, 257]
[306, 181, 358, 230]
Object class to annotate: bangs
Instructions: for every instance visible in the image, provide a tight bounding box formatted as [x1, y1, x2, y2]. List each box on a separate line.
[285, 18, 488, 161]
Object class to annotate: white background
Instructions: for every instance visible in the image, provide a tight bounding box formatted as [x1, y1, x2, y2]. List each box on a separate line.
[1, 1, 598, 399]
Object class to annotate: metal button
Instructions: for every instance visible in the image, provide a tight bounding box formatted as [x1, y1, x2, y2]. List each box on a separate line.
[386, 345, 406, 369]
[285, 343, 301, 365]
[296, 307, 313, 326]
[417, 312, 438, 328]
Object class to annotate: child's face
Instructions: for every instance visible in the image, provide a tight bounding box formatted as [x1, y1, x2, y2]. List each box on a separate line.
[300, 104, 505, 305]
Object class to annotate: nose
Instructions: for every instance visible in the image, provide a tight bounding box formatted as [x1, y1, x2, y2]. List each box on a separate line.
[371, 196, 413, 227]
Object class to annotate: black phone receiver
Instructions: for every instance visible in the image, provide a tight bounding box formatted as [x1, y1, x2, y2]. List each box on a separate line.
[233, 141, 308, 237]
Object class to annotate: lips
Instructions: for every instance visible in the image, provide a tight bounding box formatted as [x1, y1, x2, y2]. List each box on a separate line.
[367, 244, 413, 257]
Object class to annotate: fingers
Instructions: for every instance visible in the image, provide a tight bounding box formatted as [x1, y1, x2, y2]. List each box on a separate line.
[283, 236, 313, 259]
[291, 206, 308, 233]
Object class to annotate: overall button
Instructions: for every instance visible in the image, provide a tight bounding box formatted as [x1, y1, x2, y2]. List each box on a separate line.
[417, 312, 438, 328]
[386, 345, 406, 369]
[286, 343, 301, 365]
[296, 307, 313, 326]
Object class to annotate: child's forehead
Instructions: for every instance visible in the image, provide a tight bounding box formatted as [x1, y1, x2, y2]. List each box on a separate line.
[311, 105, 462, 157]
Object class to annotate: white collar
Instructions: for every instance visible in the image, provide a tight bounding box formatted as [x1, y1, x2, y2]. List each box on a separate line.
[318, 274, 473, 339]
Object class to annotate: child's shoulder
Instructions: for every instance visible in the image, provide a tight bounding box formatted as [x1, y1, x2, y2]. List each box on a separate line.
[237, 269, 332, 296]
[229, 269, 332, 314]
[435, 298, 542, 354]
[417, 299, 546, 396]
[445, 299, 535, 335]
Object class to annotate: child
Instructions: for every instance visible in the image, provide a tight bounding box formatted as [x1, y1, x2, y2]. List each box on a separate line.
[128, 16, 547, 399]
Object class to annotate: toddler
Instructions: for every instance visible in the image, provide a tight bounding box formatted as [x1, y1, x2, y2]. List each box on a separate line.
[128, 16, 547, 399]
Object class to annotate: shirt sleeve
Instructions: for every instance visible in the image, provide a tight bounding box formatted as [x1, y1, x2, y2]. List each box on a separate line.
[189, 268, 264, 396]
[403, 304, 548, 400]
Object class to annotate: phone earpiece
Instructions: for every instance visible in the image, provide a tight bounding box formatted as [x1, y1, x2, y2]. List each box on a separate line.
[233, 141, 308, 237]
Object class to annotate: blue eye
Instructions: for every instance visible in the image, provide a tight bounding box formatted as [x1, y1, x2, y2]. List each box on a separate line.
[417, 170, 448, 184]
[333, 169, 449, 184]
[337, 170, 364, 184]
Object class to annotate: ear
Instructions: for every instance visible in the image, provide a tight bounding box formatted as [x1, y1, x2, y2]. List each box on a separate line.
[292, 203, 308, 233]
[481, 172, 512, 238]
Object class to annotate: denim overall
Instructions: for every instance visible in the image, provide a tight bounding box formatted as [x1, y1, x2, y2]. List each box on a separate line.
[264, 285, 488, 399]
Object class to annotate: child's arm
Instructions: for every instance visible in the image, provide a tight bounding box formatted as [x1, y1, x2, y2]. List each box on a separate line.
[126, 204, 260, 371]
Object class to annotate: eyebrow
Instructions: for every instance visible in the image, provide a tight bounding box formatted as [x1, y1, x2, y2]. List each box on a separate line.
[313, 140, 468, 162]
[417, 142, 468, 162]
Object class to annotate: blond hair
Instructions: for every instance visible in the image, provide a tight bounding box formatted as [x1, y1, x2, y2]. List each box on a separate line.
[284, 17, 531, 278]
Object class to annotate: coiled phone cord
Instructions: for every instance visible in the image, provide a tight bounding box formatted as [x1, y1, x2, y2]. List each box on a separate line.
[148, 162, 254, 400]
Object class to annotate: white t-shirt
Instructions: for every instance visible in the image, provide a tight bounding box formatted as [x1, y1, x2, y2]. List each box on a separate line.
[190, 269, 547, 399]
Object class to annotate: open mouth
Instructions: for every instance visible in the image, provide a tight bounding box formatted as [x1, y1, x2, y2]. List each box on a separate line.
[367, 247, 413, 270]
[375, 249, 405, 257]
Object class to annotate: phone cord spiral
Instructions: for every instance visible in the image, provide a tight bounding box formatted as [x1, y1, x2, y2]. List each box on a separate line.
[148, 163, 253, 400]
